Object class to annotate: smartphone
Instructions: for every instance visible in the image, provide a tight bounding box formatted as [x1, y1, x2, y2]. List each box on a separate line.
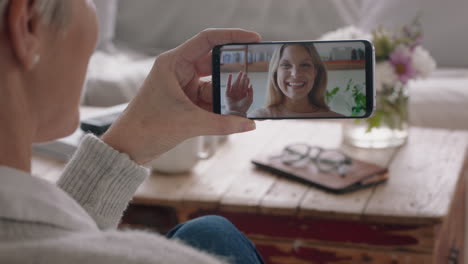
[212, 40, 375, 119]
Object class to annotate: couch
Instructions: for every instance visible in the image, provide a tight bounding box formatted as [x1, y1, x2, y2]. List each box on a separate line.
[84, 0, 468, 131]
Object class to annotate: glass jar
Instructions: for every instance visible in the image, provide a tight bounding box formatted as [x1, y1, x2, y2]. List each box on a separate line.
[343, 83, 409, 149]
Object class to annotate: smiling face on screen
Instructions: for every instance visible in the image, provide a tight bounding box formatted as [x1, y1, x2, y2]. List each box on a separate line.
[276, 44, 318, 101]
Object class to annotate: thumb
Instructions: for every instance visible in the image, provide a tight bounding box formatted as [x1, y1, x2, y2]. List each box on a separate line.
[200, 112, 256, 136]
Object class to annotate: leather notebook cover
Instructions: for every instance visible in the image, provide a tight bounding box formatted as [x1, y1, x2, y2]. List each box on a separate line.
[252, 154, 388, 194]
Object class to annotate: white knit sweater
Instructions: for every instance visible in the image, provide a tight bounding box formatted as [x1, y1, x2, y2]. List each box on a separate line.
[0, 135, 226, 264]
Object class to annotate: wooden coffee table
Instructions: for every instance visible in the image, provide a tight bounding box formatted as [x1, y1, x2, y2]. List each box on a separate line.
[33, 117, 468, 263]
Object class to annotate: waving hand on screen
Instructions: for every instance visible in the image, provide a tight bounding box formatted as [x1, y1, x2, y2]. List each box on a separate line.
[225, 71, 254, 116]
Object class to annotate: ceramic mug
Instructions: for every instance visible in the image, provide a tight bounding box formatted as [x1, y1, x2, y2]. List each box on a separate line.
[146, 136, 219, 174]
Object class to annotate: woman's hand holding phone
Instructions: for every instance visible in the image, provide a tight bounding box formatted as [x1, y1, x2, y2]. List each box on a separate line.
[101, 29, 261, 165]
[225, 71, 254, 116]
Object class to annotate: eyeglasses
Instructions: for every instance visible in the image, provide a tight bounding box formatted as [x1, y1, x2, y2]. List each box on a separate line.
[273, 143, 352, 177]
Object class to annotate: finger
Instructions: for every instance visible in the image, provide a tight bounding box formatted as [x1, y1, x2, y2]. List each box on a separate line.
[243, 75, 250, 96]
[240, 74, 248, 96]
[199, 79, 213, 104]
[234, 71, 243, 87]
[175, 28, 261, 63]
[197, 98, 212, 112]
[248, 85, 254, 103]
[248, 85, 254, 99]
[226, 74, 233, 95]
[232, 72, 243, 97]
[199, 111, 256, 136]
[183, 77, 201, 101]
[195, 53, 212, 77]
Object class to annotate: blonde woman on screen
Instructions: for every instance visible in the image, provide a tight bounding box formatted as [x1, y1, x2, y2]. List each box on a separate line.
[225, 43, 343, 118]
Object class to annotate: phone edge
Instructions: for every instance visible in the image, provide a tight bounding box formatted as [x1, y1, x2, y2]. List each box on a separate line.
[212, 45, 222, 114]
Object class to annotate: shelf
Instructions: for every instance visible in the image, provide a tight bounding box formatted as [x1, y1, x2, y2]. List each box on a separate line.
[220, 62, 269, 73]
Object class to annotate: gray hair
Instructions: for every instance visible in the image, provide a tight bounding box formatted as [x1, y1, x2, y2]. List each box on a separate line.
[0, 0, 69, 29]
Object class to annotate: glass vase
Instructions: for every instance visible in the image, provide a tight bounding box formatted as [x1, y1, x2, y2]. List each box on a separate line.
[343, 83, 409, 149]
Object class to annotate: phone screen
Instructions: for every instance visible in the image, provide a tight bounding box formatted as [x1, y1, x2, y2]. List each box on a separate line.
[212, 40, 375, 119]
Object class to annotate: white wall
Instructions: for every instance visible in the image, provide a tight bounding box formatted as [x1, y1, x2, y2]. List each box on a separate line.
[116, 0, 468, 67]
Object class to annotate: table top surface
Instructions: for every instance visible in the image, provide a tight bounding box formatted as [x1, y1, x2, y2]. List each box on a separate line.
[32, 108, 468, 225]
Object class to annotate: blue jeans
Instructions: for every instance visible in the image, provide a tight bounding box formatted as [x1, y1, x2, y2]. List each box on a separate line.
[166, 215, 264, 264]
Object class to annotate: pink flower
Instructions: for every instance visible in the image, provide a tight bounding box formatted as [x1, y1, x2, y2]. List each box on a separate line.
[389, 46, 416, 84]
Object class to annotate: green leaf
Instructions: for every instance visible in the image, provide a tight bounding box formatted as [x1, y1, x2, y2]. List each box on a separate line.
[325, 87, 340, 104]
[346, 79, 352, 91]
[372, 31, 395, 61]
[365, 111, 383, 132]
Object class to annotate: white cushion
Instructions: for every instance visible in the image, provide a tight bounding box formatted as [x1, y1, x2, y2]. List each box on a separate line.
[409, 68, 468, 130]
[83, 46, 157, 106]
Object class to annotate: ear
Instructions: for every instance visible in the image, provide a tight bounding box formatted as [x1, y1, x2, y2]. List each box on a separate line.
[6, 0, 42, 70]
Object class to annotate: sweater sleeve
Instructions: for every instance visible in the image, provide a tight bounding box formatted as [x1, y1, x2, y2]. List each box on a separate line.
[57, 134, 149, 230]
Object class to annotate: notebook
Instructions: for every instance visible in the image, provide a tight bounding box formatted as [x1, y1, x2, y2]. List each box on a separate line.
[252, 153, 388, 194]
